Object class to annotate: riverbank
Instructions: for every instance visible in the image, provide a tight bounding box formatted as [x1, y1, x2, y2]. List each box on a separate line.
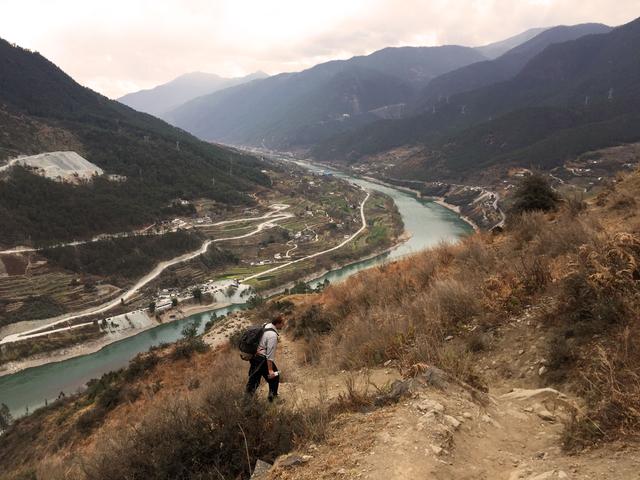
[0, 159, 472, 418]
[0, 300, 232, 377]
[0, 224, 408, 378]
[360, 175, 480, 232]
[0, 188, 396, 377]
[432, 198, 480, 232]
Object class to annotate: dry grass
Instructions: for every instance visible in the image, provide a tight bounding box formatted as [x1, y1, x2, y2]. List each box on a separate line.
[549, 232, 640, 448]
[4, 170, 640, 479]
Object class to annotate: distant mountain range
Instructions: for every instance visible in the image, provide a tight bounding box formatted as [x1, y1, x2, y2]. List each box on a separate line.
[118, 71, 268, 118]
[151, 21, 624, 172]
[417, 23, 611, 113]
[0, 38, 270, 246]
[313, 18, 640, 181]
[163, 45, 487, 148]
[474, 27, 548, 59]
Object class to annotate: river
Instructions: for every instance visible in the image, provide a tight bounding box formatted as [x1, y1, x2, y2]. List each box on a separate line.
[0, 162, 472, 418]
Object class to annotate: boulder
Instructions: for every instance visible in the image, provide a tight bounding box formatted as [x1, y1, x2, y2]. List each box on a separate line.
[374, 379, 410, 406]
[278, 455, 308, 468]
[421, 366, 449, 389]
[444, 414, 461, 429]
[251, 459, 272, 479]
[416, 399, 445, 414]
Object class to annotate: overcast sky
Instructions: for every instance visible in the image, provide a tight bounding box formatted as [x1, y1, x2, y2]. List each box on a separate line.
[1, 0, 637, 99]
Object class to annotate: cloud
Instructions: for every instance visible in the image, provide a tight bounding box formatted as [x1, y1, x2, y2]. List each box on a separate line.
[0, 0, 637, 98]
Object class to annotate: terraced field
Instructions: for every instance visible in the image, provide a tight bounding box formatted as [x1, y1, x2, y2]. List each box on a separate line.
[0, 258, 121, 329]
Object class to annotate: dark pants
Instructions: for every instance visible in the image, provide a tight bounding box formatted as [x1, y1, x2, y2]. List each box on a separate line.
[246, 355, 279, 401]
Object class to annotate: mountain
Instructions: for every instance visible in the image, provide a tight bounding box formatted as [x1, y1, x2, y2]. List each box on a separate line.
[475, 27, 547, 59]
[418, 23, 612, 111]
[0, 38, 270, 247]
[313, 18, 640, 179]
[165, 45, 487, 149]
[118, 71, 268, 118]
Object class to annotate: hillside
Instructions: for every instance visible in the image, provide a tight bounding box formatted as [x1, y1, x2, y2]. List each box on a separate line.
[0, 38, 271, 247]
[166, 45, 486, 149]
[417, 23, 611, 112]
[1, 166, 639, 479]
[313, 17, 640, 180]
[118, 71, 268, 118]
[474, 26, 547, 59]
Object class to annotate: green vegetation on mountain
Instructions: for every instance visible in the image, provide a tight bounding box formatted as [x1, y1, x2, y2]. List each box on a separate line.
[313, 18, 640, 180]
[0, 38, 271, 247]
[167, 46, 486, 148]
[41, 231, 204, 285]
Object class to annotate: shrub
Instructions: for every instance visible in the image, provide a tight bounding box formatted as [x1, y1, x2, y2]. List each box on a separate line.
[548, 233, 640, 447]
[509, 174, 559, 215]
[123, 352, 159, 382]
[0, 403, 12, 432]
[289, 304, 334, 340]
[427, 279, 480, 327]
[81, 362, 330, 480]
[171, 321, 208, 359]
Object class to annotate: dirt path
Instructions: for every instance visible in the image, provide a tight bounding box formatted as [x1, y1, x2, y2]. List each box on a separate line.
[257, 310, 639, 480]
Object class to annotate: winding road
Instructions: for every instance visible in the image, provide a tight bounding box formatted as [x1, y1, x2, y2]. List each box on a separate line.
[0, 205, 293, 344]
[1, 191, 371, 345]
[243, 190, 370, 281]
[0, 206, 294, 255]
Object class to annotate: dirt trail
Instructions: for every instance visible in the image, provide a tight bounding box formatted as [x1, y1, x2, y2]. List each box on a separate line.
[252, 312, 640, 480]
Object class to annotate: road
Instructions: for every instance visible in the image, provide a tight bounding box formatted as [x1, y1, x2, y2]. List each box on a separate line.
[0, 205, 293, 344]
[0, 206, 292, 255]
[243, 190, 370, 282]
[2, 190, 371, 345]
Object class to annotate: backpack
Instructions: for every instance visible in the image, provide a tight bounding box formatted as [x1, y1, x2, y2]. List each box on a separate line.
[238, 324, 275, 360]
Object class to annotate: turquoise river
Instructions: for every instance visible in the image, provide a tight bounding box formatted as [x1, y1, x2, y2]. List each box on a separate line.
[0, 162, 472, 417]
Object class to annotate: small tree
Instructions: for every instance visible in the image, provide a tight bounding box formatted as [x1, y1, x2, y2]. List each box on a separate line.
[148, 301, 156, 313]
[172, 321, 207, 359]
[192, 288, 203, 302]
[171, 297, 178, 307]
[247, 294, 265, 309]
[510, 174, 559, 215]
[0, 403, 12, 431]
[181, 321, 199, 339]
[225, 284, 237, 298]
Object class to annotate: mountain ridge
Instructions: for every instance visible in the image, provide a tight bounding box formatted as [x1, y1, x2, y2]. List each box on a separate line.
[165, 45, 487, 149]
[0, 38, 270, 246]
[118, 70, 268, 118]
[311, 18, 640, 180]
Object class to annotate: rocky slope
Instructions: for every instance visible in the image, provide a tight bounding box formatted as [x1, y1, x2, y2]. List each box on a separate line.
[1, 166, 639, 479]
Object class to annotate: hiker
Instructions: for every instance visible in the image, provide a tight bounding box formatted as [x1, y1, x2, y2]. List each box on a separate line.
[245, 315, 284, 402]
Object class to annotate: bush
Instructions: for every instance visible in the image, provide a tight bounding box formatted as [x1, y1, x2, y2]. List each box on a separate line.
[123, 352, 159, 382]
[0, 403, 12, 432]
[509, 174, 559, 216]
[427, 279, 480, 327]
[289, 304, 334, 340]
[171, 321, 208, 359]
[81, 362, 330, 480]
[547, 233, 640, 447]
